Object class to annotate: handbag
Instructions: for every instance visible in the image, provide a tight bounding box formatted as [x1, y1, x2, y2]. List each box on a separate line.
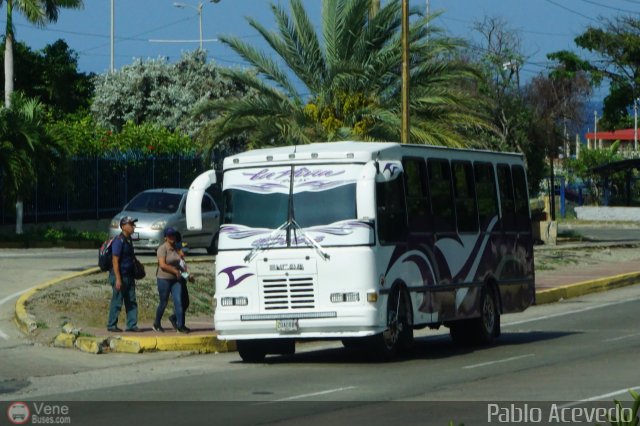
[133, 257, 146, 280]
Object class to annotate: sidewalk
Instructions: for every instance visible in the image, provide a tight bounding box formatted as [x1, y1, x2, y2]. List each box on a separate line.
[14, 241, 640, 354]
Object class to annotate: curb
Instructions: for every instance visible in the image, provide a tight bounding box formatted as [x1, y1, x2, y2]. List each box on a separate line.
[15, 261, 233, 355]
[16, 260, 640, 354]
[535, 271, 640, 305]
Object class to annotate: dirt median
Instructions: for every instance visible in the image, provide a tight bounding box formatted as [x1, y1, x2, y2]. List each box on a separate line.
[25, 261, 215, 345]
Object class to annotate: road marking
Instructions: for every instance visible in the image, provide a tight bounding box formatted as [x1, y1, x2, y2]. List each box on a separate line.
[271, 386, 357, 402]
[462, 354, 534, 370]
[504, 296, 640, 327]
[0, 288, 33, 340]
[558, 386, 640, 408]
[603, 332, 640, 343]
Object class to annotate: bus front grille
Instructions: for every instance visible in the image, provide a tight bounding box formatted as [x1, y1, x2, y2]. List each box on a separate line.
[261, 276, 315, 310]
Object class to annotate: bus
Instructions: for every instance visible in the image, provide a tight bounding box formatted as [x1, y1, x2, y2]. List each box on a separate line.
[186, 141, 535, 361]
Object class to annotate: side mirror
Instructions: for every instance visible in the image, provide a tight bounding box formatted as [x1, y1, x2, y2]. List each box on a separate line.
[356, 161, 377, 221]
[186, 170, 217, 231]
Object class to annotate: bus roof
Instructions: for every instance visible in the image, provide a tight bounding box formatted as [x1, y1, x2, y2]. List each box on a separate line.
[223, 141, 524, 169]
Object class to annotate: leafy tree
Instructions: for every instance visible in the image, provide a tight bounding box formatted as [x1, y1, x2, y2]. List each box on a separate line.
[0, 92, 65, 233]
[2, 0, 84, 108]
[549, 16, 640, 130]
[47, 111, 198, 157]
[91, 50, 248, 137]
[0, 39, 94, 116]
[198, 0, 492, 150]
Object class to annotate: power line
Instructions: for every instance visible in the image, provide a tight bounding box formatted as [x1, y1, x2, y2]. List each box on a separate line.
[440, 16, 573, 37]
[543, 0, 600, 23]
[0, 19, 149, 42]
[576, 0, 640, 14]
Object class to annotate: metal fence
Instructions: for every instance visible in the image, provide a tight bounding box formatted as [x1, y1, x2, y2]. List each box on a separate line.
[0, 156, 210, 225]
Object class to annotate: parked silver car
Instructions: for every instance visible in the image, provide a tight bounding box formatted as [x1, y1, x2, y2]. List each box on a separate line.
[109, 188, 220, 253]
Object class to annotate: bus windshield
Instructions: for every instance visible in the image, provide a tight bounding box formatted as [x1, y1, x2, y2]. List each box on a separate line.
[223, 165, 358, 229]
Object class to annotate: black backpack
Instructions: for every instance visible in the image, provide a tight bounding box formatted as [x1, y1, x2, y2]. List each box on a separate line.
[98, 237, 116, 271]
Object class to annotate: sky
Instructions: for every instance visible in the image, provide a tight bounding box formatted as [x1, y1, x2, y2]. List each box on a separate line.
[3, 0, 639, 102]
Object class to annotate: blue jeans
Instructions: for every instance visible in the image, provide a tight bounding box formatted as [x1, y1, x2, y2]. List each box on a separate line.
[107, 274, 138, 329]
[155, 278, 184, 328]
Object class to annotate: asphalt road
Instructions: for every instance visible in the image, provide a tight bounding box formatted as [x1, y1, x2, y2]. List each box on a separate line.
[1, 248, 639, 426]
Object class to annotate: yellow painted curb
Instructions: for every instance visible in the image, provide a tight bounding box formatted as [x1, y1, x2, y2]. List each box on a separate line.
[536, 271, 640, 305]
[14, 267, 101, 335]
[53, 333, 77, 349]
[75, 336, 107, 354]
[110, 336, 159, 353]
[154, 335, 233, 353]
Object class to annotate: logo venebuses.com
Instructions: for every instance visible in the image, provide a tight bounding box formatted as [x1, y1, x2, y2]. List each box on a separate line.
[7, 402, 72, 424]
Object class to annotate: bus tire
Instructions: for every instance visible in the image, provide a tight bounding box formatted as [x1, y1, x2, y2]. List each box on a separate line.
[471, 286, 500, 344]
[237, 340, 266, 362]
[367, 287, 413, 360]
[341, 338, 367, 350]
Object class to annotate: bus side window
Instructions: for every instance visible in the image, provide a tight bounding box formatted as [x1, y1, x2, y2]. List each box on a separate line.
[497, 164, 516, 231]
[474, 162, 499, 230]
[402, 158, 431, 232]
[427, 159, 456, 233]
[376, 177, 408, 244]
[452, 161, 479, 233]
[512, 165, 531, 232]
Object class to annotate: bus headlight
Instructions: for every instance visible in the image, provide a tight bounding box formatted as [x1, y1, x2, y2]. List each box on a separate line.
[330, 292, 360, 303]
[367, 292, 378, 303]
[221, 296, 248, 306]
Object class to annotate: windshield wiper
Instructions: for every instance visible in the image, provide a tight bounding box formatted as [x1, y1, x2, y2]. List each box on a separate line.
[291, 219, 330, 260]
[243, 220, 289, 263]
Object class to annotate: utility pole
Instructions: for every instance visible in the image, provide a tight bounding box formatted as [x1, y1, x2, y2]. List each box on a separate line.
[594, 110, 599, 149]
[401, 0, 410, 144]
[369, 0, 380, 19]
[425, 0, 430, 39]
[634, 98, 638, 152]
[110, 0, 115, 72]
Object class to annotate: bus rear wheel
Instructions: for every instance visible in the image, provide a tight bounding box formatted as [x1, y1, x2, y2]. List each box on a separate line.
[473, 286, 500, 344]
[450, 287, 500, 345]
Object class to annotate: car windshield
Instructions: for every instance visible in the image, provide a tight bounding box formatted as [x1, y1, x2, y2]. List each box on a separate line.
[125, 192, 183, 213]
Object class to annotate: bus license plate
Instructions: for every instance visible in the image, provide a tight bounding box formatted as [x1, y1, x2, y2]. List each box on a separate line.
[276, 319, 298, 332]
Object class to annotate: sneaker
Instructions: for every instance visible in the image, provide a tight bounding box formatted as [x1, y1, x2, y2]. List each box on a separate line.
[177, 326, 190, 334]
[152, 323, 165, 332]
[107, 326, 122, 332]
[125, 326, 141, 332]
[169, 315, 178, 330]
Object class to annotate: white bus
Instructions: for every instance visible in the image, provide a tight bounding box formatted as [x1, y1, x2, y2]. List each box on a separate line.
[186, 142, 535, 361]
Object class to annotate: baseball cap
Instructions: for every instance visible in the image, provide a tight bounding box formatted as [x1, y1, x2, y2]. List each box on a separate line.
[119, 216, 138, 226]
[164, 227, 177, 237]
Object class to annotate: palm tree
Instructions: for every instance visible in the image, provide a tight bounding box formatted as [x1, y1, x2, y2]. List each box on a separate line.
[198, 0, 492, 151]
[0, 92, 65, 233]
[3, 0, 83, 107]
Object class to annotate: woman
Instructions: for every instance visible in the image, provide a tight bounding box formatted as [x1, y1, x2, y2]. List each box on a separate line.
[154, 227, 189, 333]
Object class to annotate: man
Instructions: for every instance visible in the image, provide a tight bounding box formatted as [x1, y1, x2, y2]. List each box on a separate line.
[107, 216, 140, 332]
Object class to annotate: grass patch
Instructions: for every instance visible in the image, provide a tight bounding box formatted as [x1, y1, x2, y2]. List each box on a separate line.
[0, 226, 107, 245]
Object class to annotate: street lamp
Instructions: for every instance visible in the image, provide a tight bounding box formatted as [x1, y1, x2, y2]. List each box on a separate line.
[174, 0, 220, 50]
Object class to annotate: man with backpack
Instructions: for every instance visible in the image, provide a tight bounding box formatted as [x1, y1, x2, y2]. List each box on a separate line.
[107, 216, 140, 332]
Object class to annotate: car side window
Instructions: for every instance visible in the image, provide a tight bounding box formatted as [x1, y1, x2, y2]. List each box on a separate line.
[202, 195, 216, 212]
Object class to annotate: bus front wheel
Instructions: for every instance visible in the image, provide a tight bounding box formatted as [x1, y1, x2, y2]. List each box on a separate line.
[367, 288, 413, 360]
[237, 340, 266, 362]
